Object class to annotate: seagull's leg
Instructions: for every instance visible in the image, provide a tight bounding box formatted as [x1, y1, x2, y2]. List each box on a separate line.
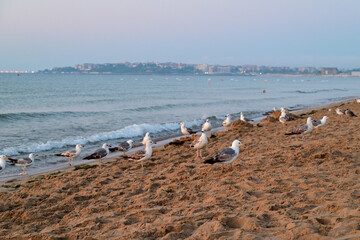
[123, 151, 126, 156]
[141, 161, 144, 169]
[23, 166, 28, 176]
[68, 158, 71, 167]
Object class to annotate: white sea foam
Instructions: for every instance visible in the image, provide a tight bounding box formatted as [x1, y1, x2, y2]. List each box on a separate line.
[1, 120, 203, 156]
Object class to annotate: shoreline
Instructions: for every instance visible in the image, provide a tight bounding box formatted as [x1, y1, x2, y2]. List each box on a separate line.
[1, 97, 355, 185]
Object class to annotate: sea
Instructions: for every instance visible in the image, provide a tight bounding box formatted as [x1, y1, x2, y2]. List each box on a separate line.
[1, 74, 359, 180]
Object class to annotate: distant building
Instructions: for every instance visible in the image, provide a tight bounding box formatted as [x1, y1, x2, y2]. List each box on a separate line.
[318, 67, 338, 75]
[351, 71, 360, 77]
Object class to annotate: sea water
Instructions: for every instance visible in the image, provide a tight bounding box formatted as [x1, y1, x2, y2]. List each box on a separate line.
[0, 74, 359, 180]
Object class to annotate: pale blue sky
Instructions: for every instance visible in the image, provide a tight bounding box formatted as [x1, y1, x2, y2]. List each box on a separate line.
[1, 0, 359, 70]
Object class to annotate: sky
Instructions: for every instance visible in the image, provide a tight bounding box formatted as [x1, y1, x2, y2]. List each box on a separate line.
[0, 0, 360, 71]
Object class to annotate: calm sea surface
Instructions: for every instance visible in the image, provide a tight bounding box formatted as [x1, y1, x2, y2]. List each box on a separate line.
[0, 74, 359, 179]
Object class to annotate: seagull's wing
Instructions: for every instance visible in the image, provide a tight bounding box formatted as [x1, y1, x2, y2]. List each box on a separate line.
[118, 142, 131, 151]
[83, 148, 107, 159]
[125, 150, 146, 160]
[204, 147, 236, 164]
[285, 124, 308, 135]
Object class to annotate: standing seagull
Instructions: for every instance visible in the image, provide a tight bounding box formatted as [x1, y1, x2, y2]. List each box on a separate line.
[202, 119, 212, 131]
[109, 140, 134, 156]
[141, 132, 151, 145]
[0, 155, 7, 174]
[83, 143, 110, 166]
[190, 129, 208, 158]
[56, 145, 83, 167]
[285, 117, 313, 141]
[204, 140, 246, 170]
[345, 109, 357, 117]
[124, 140, 153, 169]
[7, 153, 38, 175]
[180, 122, 195, 135]
[240, 112, 251, 123]
[312, 116, 328, 133]
[279, 108, 291, 124]
[335, 108, 346, 115]
[222, 114, 231, 128]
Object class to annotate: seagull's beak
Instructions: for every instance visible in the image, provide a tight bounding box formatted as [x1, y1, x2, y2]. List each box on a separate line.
[6, 156, 10, 159]
[241, 145, 246, 149]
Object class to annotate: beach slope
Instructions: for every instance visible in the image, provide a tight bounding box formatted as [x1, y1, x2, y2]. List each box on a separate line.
[0, 100, 360, 239]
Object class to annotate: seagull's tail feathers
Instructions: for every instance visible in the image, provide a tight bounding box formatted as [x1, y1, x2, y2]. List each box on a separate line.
[83, 155, 94, 160]
[109, 147, 118, 152]
[204, 157, 218, 164]
[6, 158, 18, 164]
[285, 132, 296, 135]
[55, 153, 63, 156]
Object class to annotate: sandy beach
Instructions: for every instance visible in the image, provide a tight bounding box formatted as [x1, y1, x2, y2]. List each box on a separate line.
[0, 99, 359, 239]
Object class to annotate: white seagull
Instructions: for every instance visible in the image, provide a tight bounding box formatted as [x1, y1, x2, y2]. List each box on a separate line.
[124, 140, 153, 168]
[190, 128, 208, 158]
[279, 108, 291, 124]
[83, 143, 110, 166]
[204, 140, 246, 169]
[356, 98, 360, 103]
[0, 155, 7, 174]
[335, 108, 346, 115]
[285, 117, 313, 141]
[312, 116, 328, 133]
[222, 114, 231, 128]
[141, 132, 151, 145]
[109, 140, 134, 156]
[240, 112, 251, 123]
[202, 119, 212, 131]
[56, 144, 83, 167]
[7, 153, 38, 175]
[180, 122, 195, 135]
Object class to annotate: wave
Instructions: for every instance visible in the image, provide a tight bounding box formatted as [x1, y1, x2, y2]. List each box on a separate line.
[293, 88, 348, 94]
[0, 120, 203, 156]
[0, 110, 109, 121]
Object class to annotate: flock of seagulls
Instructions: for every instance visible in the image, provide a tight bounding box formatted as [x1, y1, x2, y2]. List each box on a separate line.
[1, 99, 359, 175]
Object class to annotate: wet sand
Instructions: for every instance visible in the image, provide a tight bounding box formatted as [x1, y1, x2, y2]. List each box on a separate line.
[0, 99, 359, 239]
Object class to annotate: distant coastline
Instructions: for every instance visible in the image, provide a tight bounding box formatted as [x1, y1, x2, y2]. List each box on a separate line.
[33, 62, 360, 77]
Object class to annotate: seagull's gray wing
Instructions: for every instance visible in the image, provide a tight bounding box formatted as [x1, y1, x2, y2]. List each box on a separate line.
[84, 148, 107, 159]
[118, 142, 131, 151]
[215, 148, 236, 162]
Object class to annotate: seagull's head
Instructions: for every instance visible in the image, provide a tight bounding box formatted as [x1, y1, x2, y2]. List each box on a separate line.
[76, 144, 83, 150]
[102, 143, 110, 149]
[232, 140, 246, 149]
[145, 132, 150, 137]
[127, 140, 134, 145]
[201, 128, 206, 133]
[29, 153, 38, 160]
[180, 122, 185, 126]
[205, 119, 209, 123]
[280, 107, 285, 112]
[146, 140, 154, 146]
[0, 155, 8, 161]
[307, 117, 313, 125]
[226, 114, 230, 118]
[273, 107, 277, 111]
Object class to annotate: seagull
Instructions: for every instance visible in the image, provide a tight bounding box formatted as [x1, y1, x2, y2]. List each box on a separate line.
[7, 153, 38, 175]
[312, 116, 328, 133]
[345, 109, 357, 117]
[279, 108, 291, 124]
[0, 155, 8, 174]
[55, 144, 83, 167]
[109, 140, 134, 156]
[263, 107, 277, 116]
[190, 128, 208, 158]
[180, 122, 195, 135]
[356, 98, 360, 103]
[240, 112, 251, 123]
[202, 119, 212, 131]
[222, 114, 231, 129]
[204, 140, 246, 170]
[285, 117, 313, 141]
[124, 140, 153, 168]
[335, 108, 346, 115]
[83, 143, 110, 166]
[141, 132, 151, 145]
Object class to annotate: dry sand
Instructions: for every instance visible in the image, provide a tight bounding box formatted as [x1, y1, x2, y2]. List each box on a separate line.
[0, 100, 359, 239]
